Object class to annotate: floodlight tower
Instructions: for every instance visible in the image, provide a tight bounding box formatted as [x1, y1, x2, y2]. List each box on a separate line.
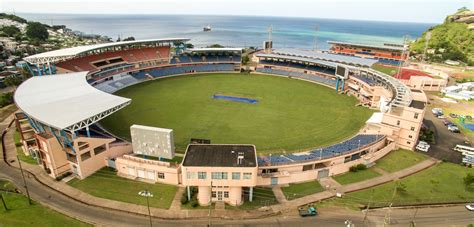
[421, 31, 432, 65]
[313, 24, 320, 51]
[396, 35, 410, 79]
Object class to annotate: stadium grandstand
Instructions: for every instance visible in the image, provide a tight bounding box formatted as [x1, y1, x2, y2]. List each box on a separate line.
[13, 37, 428, 206]
[327, 40, 408, 65]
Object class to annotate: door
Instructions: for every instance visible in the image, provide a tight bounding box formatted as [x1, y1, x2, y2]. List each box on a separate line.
[317, 169, 329, 179]
[127, 167, 135, 177]
[217, 191, 223, 201]
[271, 177, 278, 185]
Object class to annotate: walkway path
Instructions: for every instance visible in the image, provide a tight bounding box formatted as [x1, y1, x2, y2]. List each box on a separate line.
[372, 166, 389, 175]
[270, 158, 437, 213]
[169, 186, 185, 211]
[272, 186, 288, 203]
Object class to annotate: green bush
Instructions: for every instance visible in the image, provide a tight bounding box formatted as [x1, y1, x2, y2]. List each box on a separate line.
[180, 194, 188, 204]
[349, 164, 367, 172]
[190, 199, 199, 207]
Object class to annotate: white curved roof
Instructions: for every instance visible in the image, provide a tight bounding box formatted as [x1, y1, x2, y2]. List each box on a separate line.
[24, 38, 190, 64]
[272, 49, 378, 67]
[14, 72, 131, 132]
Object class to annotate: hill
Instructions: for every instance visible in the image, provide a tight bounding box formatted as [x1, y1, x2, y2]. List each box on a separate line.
[410, 8, 474, 66]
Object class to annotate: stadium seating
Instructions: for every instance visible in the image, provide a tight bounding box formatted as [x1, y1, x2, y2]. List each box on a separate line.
[377, 58, 401, 66]
[352, 75, 377, 86]
[56, 46, 171, 73]
[258, 134, 384, 166]
[94, 75, 139, 93]
[256, 68, 337, 87]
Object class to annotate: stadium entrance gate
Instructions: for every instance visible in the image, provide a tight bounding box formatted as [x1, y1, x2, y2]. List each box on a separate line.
[317, 169, 329, 179]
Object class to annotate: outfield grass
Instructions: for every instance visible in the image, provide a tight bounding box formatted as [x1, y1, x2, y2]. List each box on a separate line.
[0, 180, 90, 227]
[101, 73, 373, 154]
[375, 149, 428, 173]
[225, 187, 278, 210]
[281, 180, 325, 200]
[333, 168, 381, 185]
[320, 162, 474, 209]
[67, 168, 177, 209]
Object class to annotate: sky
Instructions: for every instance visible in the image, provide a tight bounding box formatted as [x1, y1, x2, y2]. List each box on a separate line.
[1, 0, 472, 23]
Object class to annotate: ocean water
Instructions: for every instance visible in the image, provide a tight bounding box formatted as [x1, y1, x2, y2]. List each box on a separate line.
[18, 14, 433, 50]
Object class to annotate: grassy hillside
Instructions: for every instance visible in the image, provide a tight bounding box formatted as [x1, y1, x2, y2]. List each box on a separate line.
[410, 9, 474, 65]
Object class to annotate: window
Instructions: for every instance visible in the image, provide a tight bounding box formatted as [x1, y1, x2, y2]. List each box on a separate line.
[411, 127, 415, 131]
[211, 172, 228, 180]
[232, 172, 240, 180]
[243, 172, 252, 180]
[198, 172, 207, 179]
[224, 191, 229, 198]
[80, 151, 91, 161]
[407, 141, 411, 145]
[409, 135, 413, 139]
[397, 120, 400, 126]
[211, 191, 216, 198]
[414, 113, 419, 119]
[93, 144, 106, 155]
[158, 172, 165, 179]
[186, 172, 197, 179]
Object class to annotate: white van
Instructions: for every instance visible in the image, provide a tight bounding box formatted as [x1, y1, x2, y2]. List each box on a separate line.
[453, 145, 474, 153]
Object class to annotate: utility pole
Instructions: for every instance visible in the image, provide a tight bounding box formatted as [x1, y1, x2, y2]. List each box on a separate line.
[384, 183, 399, 226]
[421, 32, 432, 65]
[363, 189, 374, 224]
[17, 155, 32, 205]
[138, 190, 153, 227]
[0, 193, 7, 211]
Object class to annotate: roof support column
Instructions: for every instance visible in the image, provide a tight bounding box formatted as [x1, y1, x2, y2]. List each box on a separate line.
[86, 126, 91, 138]
[47, 62, 53, 75]
[36, 64, 42, 76]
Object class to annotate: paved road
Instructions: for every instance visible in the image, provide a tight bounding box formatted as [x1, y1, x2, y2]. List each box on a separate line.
[1, 118, 474, 226]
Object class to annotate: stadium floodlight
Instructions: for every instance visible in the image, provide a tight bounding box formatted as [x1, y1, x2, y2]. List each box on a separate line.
[138, 190, 154, 227]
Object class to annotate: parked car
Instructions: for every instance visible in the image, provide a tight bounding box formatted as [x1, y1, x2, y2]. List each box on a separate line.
[416, 141, 430, 152]
[448, 125, 460, 133]
[466, 204, 474, 211]
[442, 119, 453, 126]
[299, 205, 318, 217]
[449, 113, 459, 118]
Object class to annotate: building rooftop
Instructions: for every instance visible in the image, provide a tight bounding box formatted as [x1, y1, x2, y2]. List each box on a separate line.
[182, 144, 257, 167]
[409, 100, 426, 110]
[24, 38, 190, 64]
[14, 71, 131, 132]
[327, 40, 405, 51]
[272, 48, 378, 67]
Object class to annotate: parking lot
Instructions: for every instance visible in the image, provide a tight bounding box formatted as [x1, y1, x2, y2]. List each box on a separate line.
[422, 106, 467, 163]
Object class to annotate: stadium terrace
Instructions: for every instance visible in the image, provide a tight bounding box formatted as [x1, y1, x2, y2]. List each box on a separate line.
[14, 37, 428, 206]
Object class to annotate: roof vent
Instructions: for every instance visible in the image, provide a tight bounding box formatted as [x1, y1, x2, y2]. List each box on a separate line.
[237, 152, 244, 165]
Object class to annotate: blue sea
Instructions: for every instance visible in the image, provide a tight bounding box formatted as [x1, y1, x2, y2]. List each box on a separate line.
[18, 14, 433, 50]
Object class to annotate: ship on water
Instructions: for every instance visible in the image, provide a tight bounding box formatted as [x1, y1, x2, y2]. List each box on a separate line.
[203, 24, 212, 32]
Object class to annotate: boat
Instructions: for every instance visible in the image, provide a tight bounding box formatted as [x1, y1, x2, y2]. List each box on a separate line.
[203, 24, 211, 32]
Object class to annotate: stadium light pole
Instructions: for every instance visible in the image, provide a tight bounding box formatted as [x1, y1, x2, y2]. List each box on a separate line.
[421, 32, 432, 65]
[138, 190, 153, 227]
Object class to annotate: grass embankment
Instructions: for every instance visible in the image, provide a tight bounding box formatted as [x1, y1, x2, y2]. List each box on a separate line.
[332, 149, 428, 185]
[372, 64, 400, 76]
[13, 130, 37, 165]
[100, 73, 374, 155]
[281, 181, 325, 200]
[333, 169, 381, 185]
[0, 179, 91, 226]
[68, 168, 177, 209]
[375, 149, 428, 173]
[321, 162, 474, 209]
[226, 187, 278, 210]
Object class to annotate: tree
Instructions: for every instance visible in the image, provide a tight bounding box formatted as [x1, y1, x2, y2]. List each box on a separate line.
[26, 22, 49, 41]
[242, 55, 250, 65]
[464, 173, 474, 188]
[1, 25, 20, 37]
[185, 43, 194, 49]
[4, 75, 23, 88]
[122, 36, 135, 41]
[207, 44, 224, 48]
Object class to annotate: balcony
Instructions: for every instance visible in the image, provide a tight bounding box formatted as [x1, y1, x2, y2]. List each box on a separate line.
[259, 170, 290, 178]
